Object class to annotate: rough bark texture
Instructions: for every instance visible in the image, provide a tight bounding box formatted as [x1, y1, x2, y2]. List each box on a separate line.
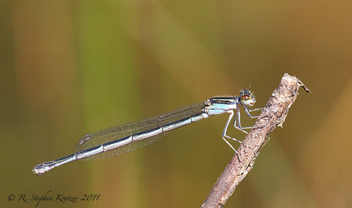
[201, 73, 311, 208]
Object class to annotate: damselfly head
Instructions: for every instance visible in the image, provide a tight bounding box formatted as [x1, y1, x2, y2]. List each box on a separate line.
[239, 89, 256, 107]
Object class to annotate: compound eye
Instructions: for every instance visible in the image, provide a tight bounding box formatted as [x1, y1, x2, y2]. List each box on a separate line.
[241, 95, 250, 100]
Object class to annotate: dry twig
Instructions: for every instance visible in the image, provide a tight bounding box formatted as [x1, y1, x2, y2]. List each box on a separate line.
[201, 73, 311, 208]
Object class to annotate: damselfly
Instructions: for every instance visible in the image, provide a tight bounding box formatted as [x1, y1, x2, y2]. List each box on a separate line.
[33, 89, 262, 175]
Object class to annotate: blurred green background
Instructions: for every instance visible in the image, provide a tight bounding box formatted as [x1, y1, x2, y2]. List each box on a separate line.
[1, 0, 351, 207]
